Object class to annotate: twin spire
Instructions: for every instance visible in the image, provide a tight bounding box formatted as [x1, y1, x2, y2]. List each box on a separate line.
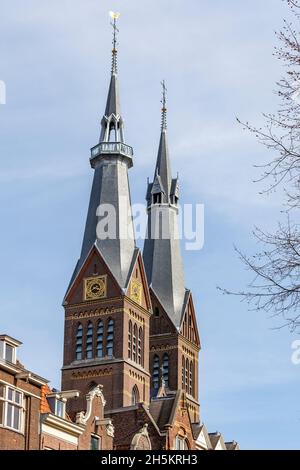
[72, 14, 186, 326]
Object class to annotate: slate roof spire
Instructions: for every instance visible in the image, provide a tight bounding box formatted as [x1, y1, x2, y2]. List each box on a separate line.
[100, 11, 124, 143]
[143, 83, 186, 327]
[68, 13, 136, 291]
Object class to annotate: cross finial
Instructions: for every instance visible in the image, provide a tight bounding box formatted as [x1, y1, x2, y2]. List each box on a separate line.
[161, 80, 167, 131]
[109, 11, 120, 75]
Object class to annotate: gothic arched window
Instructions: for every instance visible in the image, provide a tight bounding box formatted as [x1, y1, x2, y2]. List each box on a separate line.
[97, 320, 104, 358]
[138, 327, 143, 365]
[185, 358, 189, 392]
[152, 355, 160, 390]
[106, 319, 114, 357]
[86, 322, 93, 359]
[182, 356, 185, 388]
[162, 353, 169, 387]
[128, 320, 132, 359]
[189, 360, 193, 396]
[133, 324, 137, 363]
[132, 385, 140, 405]
[75, 324, 83, 360]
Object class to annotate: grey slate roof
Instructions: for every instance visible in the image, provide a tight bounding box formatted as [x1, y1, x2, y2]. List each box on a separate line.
[78, 156, 136, 288]
[69, 67, 135, 290]
[149, 130, 172, 204]
[104, 73, 121, 117]
[143, 129, 186, 328]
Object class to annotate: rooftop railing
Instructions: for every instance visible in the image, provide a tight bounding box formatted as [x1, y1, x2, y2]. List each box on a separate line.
[90, 142, 134, 160]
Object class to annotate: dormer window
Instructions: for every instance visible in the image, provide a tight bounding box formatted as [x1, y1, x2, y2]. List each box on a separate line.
[47, 394, 66, 419]
[0, 336, 21, 365]
[55, 399, 66, 419]
[4, 344, 14, 363]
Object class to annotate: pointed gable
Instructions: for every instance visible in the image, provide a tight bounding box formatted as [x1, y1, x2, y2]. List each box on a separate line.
[149, 391, 196, 449]
[150, 289, 177, 336]
[193, 423, 212, 450]
[209, 432, 227, 451]
[143, 126, 186, 327]
[64, 245, 123, 306]
[179, 292, 201, 348]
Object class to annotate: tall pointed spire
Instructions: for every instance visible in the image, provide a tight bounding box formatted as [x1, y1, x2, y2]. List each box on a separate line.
[70, 13, 135, 290]
[100, 12, 124, 143]
[152, 81, 173, 204]
[143, 83, 186, 327]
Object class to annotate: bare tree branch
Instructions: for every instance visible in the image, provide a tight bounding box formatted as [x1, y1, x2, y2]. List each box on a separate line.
[223, 0, 300, 332]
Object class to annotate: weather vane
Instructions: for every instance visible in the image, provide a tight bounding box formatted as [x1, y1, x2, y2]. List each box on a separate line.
[161, 80, 167, 130]
[109, 11, 120, 74]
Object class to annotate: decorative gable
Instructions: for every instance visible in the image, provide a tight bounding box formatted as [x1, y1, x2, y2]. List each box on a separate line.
[64, 245, 122, 306]
[180, 293, 201, 348]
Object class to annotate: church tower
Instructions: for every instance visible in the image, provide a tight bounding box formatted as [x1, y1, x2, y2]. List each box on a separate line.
[143, 83, 201, 422]
[61, 14, 152, 417]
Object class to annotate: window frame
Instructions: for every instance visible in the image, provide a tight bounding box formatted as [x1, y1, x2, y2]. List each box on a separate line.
[138, 327, 142, 365]
[131, 385, 140, 406]
[97, 320, 104, 359]
[152, 355, 160, 390]
[175, 436, 189, 450]
[128, 320, 132, 359]
[75, 324, 83, 361]
[90, 435, 101, 451]
[162, 353, 169, 387]
[55, 398, 66, 419]
[132, 324, 137, 363]
[106, 319, 114, 357]
[0, 384, 24, 434]
[86, 322, 94, 360]
[0, 341, 16, 364]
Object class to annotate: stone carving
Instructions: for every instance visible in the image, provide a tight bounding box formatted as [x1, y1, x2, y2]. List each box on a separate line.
[76, 385, 106, 425]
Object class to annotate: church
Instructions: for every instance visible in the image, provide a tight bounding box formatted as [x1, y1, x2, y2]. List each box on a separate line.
[0, 15, 239, 451]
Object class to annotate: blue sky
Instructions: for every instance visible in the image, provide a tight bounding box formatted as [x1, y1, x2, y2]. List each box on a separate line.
[0, 0, 299, 450]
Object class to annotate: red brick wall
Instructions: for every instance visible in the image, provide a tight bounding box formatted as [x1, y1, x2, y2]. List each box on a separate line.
[0, 370, 42, 450]
[78, 392, 113, 450]
[107, 405, 164, 450]
[62, 250, 151, 415]
[41, 433, 78, 450]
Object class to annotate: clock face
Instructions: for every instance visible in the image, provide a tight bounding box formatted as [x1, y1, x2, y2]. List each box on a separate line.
[84, 276, 107, 301]
[130, 280, 142, 305]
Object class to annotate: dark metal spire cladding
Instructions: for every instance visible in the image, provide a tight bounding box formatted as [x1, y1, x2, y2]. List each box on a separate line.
[68, 12, 136, 291]
[143, 86, 186, 328]
[100, 11, 123, 141]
